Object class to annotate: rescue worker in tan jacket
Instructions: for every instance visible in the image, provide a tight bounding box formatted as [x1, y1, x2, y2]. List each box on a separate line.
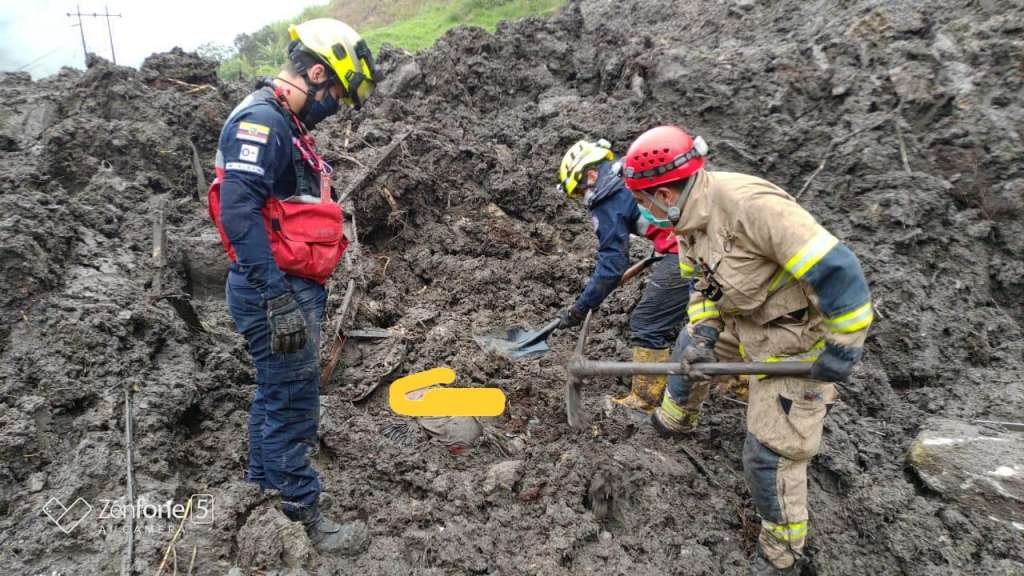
[621, 126, 873, 575]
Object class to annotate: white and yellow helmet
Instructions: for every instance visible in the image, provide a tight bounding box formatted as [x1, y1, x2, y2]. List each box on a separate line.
[288, 18, 378, 109]
[558, 138, 614, 198]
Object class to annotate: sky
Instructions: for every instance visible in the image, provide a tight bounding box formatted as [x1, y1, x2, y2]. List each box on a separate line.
[0, 0, 326, 78]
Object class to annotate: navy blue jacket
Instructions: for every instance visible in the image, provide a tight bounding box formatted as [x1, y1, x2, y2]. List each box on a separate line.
[217, 86, 306, 301]
[574, 161, 642, 313]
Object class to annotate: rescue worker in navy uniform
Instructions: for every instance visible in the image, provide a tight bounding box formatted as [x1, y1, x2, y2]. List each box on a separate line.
[622, 126, 873, 574]
[555, 140, 689, 412]
[208, 19, 377, 555]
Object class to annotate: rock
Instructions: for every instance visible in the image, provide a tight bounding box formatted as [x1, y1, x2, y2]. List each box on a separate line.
[889, 61, 937, 106]
[379, 59, 422, 98]
[27, 472, 45, 493]
[483, 459, 524, 493]
[537, 92, 580, 118]
[182, 232, 229, 301]
[965, 220, 992, 239]
[649, 47, 689, 101]
[0, 100, 59, 146]
[236, 504, 313, 570]
[418, 416, 484, 450]
[907, 418, 1024, 524]
[140, 47, 219, 87]
[679, 544, 716, 574]
[629, 73, 645, 99]
[508, 436, 527, 454]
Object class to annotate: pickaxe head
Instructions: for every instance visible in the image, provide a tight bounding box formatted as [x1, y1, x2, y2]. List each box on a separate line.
[564, 310, 592, 430]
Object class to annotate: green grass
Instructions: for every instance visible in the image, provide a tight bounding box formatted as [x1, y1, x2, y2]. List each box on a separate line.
[217, 0, 565, 80]
[362, 0, 566, 53]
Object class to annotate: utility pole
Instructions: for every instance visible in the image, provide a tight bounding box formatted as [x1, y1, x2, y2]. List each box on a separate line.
[104, 5, 118, 64]
[69, 3, 89, 68]
[66, 4, 122, 66]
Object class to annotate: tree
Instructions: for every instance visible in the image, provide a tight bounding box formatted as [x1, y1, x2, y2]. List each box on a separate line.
[195, 42, 236, 64]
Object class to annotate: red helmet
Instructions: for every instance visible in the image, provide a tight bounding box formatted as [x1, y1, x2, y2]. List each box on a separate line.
[623, 126, 707, 191]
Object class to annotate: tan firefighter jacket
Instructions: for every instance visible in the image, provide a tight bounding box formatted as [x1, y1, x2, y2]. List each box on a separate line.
[673, 170, 873, 362]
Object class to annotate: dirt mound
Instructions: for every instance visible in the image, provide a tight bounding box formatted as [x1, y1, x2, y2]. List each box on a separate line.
[1, 1, 1023, 574]
[141, 47, 220, 88]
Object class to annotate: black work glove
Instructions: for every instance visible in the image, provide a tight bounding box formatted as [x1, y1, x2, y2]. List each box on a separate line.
[557, 305, 587, 330]
[266, 293, 308, 354]
[810, 342, 862, 382]
[682, 325, 719, 380]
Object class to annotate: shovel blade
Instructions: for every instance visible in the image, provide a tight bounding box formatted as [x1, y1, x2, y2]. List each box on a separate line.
[473, 326, 551, 360]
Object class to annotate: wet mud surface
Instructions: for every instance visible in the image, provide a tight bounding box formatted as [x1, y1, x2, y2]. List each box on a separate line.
[1, 0, 1023, 574]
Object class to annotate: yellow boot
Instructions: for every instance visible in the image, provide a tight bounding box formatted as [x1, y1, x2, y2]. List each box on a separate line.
[733, 375, 750, 401]
[715, 375, 750, 402]
[609, 347, 670, 413]
[650, 395, 702, 437]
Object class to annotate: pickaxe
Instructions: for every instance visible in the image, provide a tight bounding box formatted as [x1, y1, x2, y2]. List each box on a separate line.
[565, 311, 814, 429]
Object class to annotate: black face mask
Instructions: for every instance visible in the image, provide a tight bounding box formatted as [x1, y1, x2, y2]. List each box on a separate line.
[582, 161, 620, 209]
[298, 82, 340, 129]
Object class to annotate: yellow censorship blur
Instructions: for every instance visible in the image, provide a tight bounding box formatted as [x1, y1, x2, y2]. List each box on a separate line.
[389, 367, 506, 417]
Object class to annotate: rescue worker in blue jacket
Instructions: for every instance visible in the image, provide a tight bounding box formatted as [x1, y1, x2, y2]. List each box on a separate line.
[554, 139, 689, 412]
[208, 19, 377, 555]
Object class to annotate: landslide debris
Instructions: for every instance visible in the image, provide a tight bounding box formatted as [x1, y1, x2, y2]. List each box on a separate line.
[1, 1, 1022, 574]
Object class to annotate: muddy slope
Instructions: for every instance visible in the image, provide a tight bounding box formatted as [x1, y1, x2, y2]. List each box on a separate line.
[1, 1, 1023, 574]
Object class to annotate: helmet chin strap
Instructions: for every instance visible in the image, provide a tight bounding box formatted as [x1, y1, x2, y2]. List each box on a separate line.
[640, 171, 698, 224]
[277, 76, 325, 101]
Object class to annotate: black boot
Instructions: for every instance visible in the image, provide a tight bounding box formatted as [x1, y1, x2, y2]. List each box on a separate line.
[282, 502, 369, 556]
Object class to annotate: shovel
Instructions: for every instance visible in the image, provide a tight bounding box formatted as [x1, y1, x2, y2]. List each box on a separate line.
[564, 311, 814, 429]
[619, 253, 662, 287]
[474, 255, 662, 361]
[473, 317, 561, 360]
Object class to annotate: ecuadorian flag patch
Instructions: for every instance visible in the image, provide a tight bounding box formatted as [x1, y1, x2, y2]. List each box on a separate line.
[236, 121, 270, 144]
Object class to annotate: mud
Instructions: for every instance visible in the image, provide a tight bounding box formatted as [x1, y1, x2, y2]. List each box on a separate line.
[1, 0, 1023, 574]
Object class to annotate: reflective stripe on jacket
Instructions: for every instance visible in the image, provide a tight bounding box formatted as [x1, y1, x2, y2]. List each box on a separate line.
[674, 170, 872, 361]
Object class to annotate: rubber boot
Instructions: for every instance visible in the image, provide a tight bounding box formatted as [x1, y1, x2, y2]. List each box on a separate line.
[609, 347, 670, 413]
[733, 375, 750, 401]
[283, 502, 369, 556]
[649, 395, 701, 438]
[306, 514, 369, 555]
[747, 546, 806, 575]
[715, 375, 750, 402]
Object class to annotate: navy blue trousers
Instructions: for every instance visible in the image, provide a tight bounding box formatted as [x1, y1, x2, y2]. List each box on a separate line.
[226, 270, 325, 508]
[629, 252, 690, 349]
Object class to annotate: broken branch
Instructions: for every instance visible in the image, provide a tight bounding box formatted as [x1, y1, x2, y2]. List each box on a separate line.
[164, 77, 214, 93]
[152, 195, 169, 295]
[678, 444, 723, 489]
[187, 545, 197, 576]
[188, 140, 206, 201]
[121, 386, 136, 576]
[337, 132, 409, 203]
[154, 497, 192, 576]
[895, 122, 912, 174]
[320, 278, 357, 388]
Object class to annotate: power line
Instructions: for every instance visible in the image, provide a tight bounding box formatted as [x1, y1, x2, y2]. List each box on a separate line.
[66, 3, 122, 66]
[15, 43, 71, 72]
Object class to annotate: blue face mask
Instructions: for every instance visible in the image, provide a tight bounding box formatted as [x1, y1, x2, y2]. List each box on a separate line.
[639, 205, 672, 228]
[299, 85, 340, 129]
